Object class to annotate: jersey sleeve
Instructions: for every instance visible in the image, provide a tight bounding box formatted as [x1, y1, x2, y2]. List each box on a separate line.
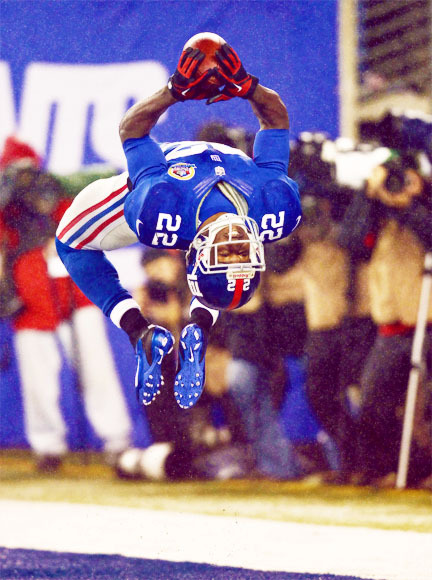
[55, 239, 135, 323]
[123, 136, 167, 187]
[252, 129, 290, 173]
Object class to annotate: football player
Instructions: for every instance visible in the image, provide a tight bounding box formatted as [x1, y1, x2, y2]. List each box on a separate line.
[56, 42, 301, 409]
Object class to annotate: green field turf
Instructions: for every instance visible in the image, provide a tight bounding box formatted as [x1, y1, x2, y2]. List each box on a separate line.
[1, 450, 431, 534]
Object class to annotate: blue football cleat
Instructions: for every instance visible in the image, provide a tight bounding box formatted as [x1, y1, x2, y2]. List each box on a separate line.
[135, 325, 174, 406]
[174, 324, 206, 409]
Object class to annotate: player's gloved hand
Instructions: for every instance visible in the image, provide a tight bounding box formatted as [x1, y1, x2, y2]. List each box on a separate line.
[207, 43, 259, 104]
[168, 47, 216, 101]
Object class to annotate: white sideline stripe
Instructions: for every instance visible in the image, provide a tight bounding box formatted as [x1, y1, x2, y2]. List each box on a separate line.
[0, 500, 431, 580]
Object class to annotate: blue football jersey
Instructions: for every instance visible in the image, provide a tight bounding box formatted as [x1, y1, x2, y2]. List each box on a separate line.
[56, 130, 301, 321]
[123, 129, 301, 250]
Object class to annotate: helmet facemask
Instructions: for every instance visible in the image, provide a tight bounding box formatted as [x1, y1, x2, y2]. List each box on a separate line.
[188, 213, 265, 276]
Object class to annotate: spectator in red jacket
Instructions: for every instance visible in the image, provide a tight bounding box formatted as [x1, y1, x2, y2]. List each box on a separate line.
[1, 136, 133, 472]
[12, 238, 133, 471]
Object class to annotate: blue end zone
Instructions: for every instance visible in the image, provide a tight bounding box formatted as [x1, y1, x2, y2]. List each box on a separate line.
[0, 548, 377, 580]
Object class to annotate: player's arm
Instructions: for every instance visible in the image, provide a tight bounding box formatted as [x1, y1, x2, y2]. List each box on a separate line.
[119, 46, 216, 142]
[119, 87, 176, 142]
[248, 84, 289, 130]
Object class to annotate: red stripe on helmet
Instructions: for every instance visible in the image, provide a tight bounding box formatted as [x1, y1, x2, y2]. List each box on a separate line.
[227, 279, 243, 310]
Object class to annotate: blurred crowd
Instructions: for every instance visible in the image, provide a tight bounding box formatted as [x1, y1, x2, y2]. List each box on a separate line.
[1, 114, 431, 490]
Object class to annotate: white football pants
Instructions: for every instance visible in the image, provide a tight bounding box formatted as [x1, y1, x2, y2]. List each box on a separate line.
[15, 306, 132, 457]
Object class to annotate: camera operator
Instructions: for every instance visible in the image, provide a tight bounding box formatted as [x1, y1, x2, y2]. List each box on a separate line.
[266, 134, 377, 482]
[297, 191, 375, 482]
[338, 152, 432, 488]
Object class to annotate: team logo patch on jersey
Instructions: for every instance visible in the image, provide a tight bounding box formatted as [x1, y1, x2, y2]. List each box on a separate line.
[168, 163, 196, 180]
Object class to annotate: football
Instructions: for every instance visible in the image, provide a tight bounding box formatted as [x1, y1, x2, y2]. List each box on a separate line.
[183, 32, 226, 86]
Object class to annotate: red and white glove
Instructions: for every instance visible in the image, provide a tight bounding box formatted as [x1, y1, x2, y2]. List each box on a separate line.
[207, 43, 259, 104]
[168, 47, 216, 101]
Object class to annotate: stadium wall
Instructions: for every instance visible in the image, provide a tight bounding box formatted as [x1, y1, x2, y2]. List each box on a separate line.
[0, 0, 339, 174]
